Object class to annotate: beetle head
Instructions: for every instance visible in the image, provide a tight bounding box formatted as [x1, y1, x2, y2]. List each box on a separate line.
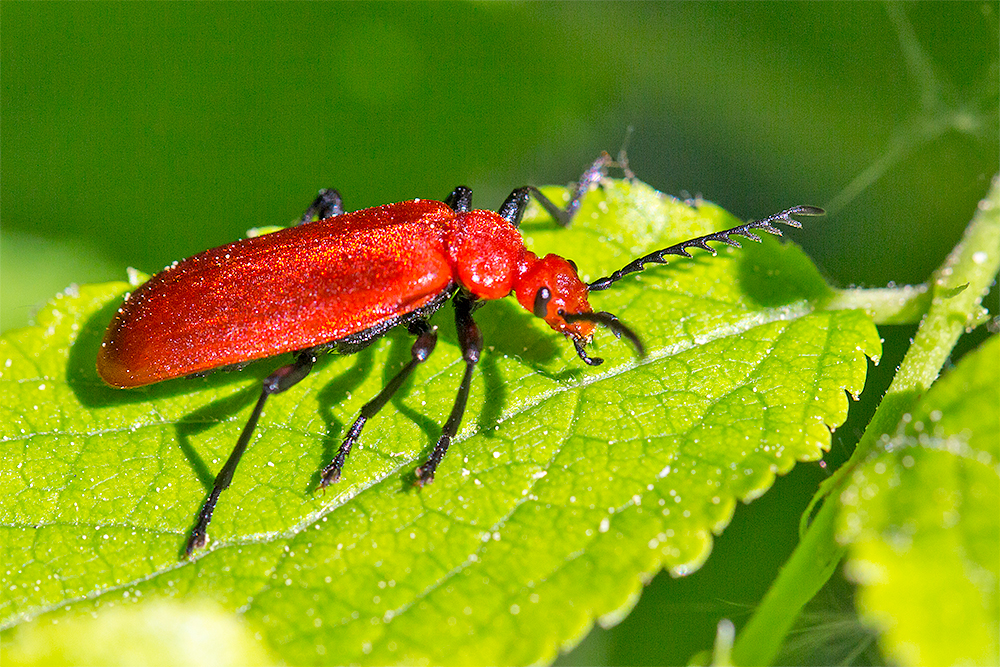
[514, 253, 645, 366]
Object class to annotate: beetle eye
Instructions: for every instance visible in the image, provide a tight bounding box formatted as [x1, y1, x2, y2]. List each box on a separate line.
[533, 287, 551, 318]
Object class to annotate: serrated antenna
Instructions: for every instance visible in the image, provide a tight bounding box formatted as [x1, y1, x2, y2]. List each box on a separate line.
[587, 205, 824, 292]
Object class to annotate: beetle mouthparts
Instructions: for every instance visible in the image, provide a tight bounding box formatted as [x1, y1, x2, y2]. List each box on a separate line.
[562, 310, 646, 360]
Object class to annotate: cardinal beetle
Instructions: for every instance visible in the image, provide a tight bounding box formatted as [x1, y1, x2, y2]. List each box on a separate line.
[96, 152, 822, 556]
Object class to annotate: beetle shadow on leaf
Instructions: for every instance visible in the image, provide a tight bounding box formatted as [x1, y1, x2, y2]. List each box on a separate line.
[475, 299, 587, 383]
[377, 317, 473, 491]
[171, 354, 342, 492]
[173, 382, 264, 489]
[67, 297, 137, 407]
[736, 237, 832, 308]
[476, 351, 505, 438]
[470, 300, 582, 434]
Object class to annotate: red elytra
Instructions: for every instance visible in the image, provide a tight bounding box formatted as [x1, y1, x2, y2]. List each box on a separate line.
[98, 200, 591, 388]
[96, 153, 822, 557]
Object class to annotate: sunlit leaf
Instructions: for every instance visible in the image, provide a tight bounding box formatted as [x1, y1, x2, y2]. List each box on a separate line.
[1, 179, 879, 664]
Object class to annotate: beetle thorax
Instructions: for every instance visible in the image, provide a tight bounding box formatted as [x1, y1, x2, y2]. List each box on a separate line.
[444, 210, 528, 300]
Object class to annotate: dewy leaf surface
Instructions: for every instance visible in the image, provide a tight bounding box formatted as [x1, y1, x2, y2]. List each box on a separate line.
[1, 179, 879, 664]
[838, 335, 999, 667]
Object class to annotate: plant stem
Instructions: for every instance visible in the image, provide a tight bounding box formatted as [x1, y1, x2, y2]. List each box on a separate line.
[826, 284, 931, 325]
[731, 174, 1000, 667]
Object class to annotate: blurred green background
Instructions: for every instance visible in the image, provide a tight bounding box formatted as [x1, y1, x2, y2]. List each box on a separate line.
[3, 3, 997, 664]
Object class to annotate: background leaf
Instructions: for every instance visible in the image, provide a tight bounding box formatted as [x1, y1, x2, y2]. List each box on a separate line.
[3, 599, 275, 667]
[838, 334, 1000, 667]
[1, 179, 879, 664]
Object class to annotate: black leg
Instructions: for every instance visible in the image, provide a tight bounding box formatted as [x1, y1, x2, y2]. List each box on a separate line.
[444, 186, 473, 212]
[320, 320, 438, 487]
[185, 350, 317, 557]
[415, 292, 482, 485]
[299, 188, 344, 224]
[497, 187, 531, 228]
[520, 151, 619, 227]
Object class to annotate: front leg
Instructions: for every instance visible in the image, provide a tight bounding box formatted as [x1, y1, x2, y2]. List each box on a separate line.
[414, 292, 482, 485]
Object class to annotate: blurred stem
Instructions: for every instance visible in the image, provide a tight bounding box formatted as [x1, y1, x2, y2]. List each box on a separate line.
[826, 284, 931, 325]
[731, 174, 1000, 667]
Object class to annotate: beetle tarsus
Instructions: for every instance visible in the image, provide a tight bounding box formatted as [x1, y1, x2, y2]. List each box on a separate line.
[321, 415, 367, 488]
[319, 467, 341, 488]
[185, 528, 208, 558]
[524, 152, 620, 228]
[413, 456, 440, 487]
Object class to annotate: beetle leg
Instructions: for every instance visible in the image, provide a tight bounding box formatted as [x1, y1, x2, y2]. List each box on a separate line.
[444, 186, 473, 213]
[299, 188, 344, 224]
[185, 349, 317, 557]
[414, 292, 482, 486]
[320, 320, 438, 487]
[497, 187, 531, 228]
[520, 151, 619, 227]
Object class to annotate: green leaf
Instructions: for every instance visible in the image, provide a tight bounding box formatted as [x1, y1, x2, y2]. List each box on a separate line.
[0, 179, 879, 664]
[2, 599, 275, 667]
[838, 335, 1000, 667]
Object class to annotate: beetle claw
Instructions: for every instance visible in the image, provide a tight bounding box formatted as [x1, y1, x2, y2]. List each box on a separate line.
[414, 466, 435, 487]
[184, 530, 208, 559]
[319, 466, 341, 489]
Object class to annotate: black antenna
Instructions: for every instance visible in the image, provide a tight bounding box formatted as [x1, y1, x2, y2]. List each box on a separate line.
[588, 205, 824, 292]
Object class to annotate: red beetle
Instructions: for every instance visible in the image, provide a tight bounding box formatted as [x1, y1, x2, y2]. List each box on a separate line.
[97, 153, 822, 555]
